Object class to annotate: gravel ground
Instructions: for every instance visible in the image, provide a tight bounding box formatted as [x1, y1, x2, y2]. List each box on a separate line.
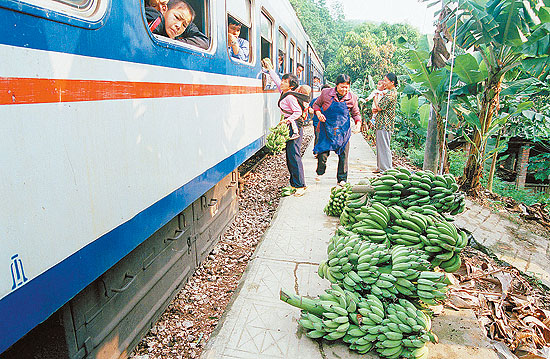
[130, 126, 314, 359]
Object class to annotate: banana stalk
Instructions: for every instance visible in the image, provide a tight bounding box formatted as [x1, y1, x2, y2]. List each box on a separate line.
[279, 289, 326, 316]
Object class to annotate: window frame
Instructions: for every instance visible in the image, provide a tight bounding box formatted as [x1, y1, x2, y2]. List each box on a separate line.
[1, 0, 109, 28]
[226, 0, 254, 64]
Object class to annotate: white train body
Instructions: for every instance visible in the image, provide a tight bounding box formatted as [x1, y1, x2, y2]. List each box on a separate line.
[0, 0, 324, 355]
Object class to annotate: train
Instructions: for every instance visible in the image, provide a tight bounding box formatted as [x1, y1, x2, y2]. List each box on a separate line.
[0, 0, 323, 357]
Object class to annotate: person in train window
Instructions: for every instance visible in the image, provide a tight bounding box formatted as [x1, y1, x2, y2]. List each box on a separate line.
[295, 63, 304, 81]
[228, 17, 249, 61]
[261, 58, 311, 197]
[277, 51, 285, 76]
[313, 74, 362, 186]
[146, 0, 209, 50]
[146, 0, 168, 13]
[313, 76, 321, 90]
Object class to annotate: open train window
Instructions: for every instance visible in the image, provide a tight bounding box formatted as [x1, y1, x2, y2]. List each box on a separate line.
[145, 0, 211, 51]
[227, 0, 252, 63]
[278, 29, 287, 75]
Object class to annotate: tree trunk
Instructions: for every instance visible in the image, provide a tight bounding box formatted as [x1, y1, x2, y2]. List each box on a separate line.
[486, 128, 503, 192]
[423, 107, 440, 173]
[460, 74, 503, 193]
[436, 110, 447, 174]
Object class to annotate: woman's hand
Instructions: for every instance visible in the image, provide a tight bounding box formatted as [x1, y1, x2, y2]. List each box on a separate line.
[316, 111, 326, 122]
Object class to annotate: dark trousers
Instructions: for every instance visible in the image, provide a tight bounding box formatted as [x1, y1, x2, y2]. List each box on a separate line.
[286, 126, 306, 188]
[316, 141, 350, 183]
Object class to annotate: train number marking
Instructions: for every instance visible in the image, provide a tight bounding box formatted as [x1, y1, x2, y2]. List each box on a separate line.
[10, 254, 28, 290]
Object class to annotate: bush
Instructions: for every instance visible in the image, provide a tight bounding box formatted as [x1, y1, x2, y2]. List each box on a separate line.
[481, 175, 550, 206]
[447, 150, 468, 178]
[407, 148, 424, 168]
[390, 140, 408, 158]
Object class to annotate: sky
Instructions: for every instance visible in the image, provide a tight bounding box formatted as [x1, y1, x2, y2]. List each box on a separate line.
[327, 0, 439, 34]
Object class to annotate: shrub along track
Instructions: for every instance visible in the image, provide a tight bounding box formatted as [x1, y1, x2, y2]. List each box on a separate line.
[130, 126, 314, 359]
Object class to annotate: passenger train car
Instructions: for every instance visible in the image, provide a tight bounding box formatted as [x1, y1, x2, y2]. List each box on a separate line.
[0, 0, 324, 357]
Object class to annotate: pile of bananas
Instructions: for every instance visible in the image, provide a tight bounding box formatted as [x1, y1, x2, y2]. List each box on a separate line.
[280, 285, 438, 358]
[265, 123, 289, 154]
[324, 183, 354, 217]
[282, 168, 471, 356]
[370, 167, 465, 215]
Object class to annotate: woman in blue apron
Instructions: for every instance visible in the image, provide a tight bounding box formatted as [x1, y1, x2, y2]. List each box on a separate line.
[312, 74, 362, 185]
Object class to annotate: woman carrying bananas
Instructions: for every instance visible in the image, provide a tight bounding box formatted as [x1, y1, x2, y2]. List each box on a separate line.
[372, 73, 398, 174]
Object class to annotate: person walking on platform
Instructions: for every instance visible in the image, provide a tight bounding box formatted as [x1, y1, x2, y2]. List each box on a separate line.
[372, 73, 398, 173]
[262, 58, 309, 197]
[312, 74, 362, 185]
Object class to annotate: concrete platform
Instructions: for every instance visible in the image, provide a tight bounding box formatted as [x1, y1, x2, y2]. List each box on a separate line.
[201, 133, 498, 359]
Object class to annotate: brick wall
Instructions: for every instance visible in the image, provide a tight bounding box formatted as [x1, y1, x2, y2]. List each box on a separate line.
[515, 145, 531, 189]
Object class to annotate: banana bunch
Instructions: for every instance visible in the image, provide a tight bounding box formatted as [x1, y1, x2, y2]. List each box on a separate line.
[370, 167, 466, 215]
[384, 204, 467, 273]
[375, 298, 438, 359]
[324, 183, 353, 217]
[349, 202, 392, 243]
[424, 221, 468, 272]
[389, 245, 431, 297]
[320, 233, 390, 292]
[415, 271, 450, 305]
[280, 285, 370, 344]
[265, 123, 289, 154]
[339, 194, 368, 227]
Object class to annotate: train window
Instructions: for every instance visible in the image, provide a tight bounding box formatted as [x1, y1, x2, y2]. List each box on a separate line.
[227, 0, 252, 63]
[54, 0, 90, 8]
[260, 12, 273, 61]
[14, 0, 106, 21]
[260, 11, 276, 90]
[278, 29, 287, 75]
[145, 0, 211, 50]
[289, 40, 295, 74]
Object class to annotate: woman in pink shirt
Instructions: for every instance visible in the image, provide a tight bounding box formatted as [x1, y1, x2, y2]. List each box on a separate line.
[262, 59, 308, 196]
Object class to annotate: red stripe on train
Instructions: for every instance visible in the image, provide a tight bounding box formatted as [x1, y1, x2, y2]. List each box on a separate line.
[0, 77, 264, 105]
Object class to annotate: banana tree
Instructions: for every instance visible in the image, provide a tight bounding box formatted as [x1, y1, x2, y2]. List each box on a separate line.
[454, 91, 533, 191]
[426, 0, 550, 193]
[400, 35, 459, 171]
